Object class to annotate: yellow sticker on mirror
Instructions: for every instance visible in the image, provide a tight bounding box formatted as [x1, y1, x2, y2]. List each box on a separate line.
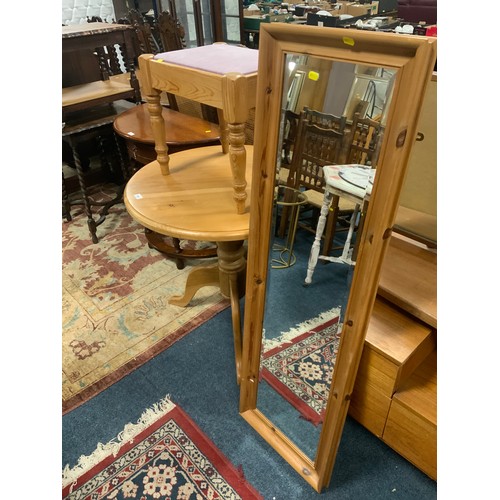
[342, 36, 355, 46]
[308, 71, 319, 81]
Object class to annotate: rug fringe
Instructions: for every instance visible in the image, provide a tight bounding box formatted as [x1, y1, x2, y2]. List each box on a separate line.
[263, 307, 342, 350]
[62, 394, 175, 489]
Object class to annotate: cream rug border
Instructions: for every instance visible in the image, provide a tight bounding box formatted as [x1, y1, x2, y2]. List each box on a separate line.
[62, 395, 175, 490]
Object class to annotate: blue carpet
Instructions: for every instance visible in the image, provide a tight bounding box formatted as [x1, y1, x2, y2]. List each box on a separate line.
[62, 229, 437, 499]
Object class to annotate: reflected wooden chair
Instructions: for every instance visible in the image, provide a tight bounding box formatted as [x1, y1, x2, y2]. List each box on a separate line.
[302, 106, 347, 133]
[281, 109, 300, 166]
[124, 44, 258, 382]
[302, 108, 352, 247]
[278, 107, 351, 240]
[330, 112, 383, 254]
[279, 117, 352, 256]
[343, 112, 382, 166]
[304, 110, 382, 255]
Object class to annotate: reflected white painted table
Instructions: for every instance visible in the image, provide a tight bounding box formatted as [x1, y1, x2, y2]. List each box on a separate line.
[304, 164, 375, 285]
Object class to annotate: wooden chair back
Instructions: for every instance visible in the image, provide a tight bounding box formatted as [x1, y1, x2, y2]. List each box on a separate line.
[344, 112, 382, 166]
[81, 16, 135, 80]
[155, 11, 186, 52]
[278, 116, 345, 248]
[123, 9, 217, 123]
[288, 119, 344, 193]
[302, 107, 347, 134]
[282, 109, 300, 165]
[124, 9, 159, 54]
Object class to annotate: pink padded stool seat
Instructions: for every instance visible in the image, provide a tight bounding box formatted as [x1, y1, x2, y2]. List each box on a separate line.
[154, 43, 259, 76]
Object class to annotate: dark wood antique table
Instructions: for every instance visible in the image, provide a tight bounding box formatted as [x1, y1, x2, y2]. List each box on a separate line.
[113, 103, 221, 167]
[62, 101, 133, 243]
[62, 22, 141, 117]
[62, 22, 141, 242]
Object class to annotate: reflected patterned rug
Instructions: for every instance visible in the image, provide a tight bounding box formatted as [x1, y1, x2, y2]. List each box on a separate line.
[62, 185, 227, 414]
[261, 308, 342, 426]
[62, 396, 262, 499]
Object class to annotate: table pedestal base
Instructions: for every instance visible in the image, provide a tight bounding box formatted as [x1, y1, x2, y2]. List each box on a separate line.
[124, 147, 253, 385]
[169, 240, 246, 383]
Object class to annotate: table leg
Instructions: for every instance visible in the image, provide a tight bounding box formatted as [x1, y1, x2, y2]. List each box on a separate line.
[352, 199, 368, 261]
[305, 191, 333, 285]
[338, 204, 360, 263]
[70, 137, 98, 243]
[168, 240, 246, 383]
[114, 132, 131, 183]
[217, 240, 246, 383]
[168, 264, 220, 307]
[322, 196, 339, 256]
[62, 171, 72, 222]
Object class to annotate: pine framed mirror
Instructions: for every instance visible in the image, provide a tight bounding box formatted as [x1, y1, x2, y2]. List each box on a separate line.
[239, 23, 437, 493]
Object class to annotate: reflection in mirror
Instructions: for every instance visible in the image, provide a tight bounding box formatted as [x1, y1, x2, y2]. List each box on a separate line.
[255, 54, 397, 460]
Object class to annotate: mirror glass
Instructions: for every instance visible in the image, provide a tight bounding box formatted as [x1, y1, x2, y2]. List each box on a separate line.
[255, 53, 397, 460]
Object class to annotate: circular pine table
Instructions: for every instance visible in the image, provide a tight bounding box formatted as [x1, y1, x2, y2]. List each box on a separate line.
[124, 145, 253, 382]
[114, 103, 223, 268]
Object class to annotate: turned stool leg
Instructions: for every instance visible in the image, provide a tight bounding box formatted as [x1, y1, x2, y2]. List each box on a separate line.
[217, 109, 229, 154]
[221, 74, 250, 215]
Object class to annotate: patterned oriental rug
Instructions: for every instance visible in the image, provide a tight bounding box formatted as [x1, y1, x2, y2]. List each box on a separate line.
[261, 309, 342, 426]
[62, 186, 227, 414]
[62, 396, 262, 500]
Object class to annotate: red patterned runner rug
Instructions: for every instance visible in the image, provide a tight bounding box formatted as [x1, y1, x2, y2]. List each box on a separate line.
[62, 186, 227, 414]
[261, 308, 342, 426]
[62, 396, 262, 499]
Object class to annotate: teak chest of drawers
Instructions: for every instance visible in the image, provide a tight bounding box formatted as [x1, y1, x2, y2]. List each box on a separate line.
[349, 235, 437, 480]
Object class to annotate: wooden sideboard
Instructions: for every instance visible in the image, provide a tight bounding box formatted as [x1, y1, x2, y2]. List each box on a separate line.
[349, 234, 437, 480]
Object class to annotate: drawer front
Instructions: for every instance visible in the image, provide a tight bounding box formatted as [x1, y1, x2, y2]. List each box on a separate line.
[383, 399, 437, 480]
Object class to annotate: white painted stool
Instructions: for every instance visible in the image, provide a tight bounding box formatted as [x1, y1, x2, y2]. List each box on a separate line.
[304, 164, 375, 285]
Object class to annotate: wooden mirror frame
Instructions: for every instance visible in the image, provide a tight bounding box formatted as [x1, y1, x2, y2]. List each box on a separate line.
[239, 23, 437, 493]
